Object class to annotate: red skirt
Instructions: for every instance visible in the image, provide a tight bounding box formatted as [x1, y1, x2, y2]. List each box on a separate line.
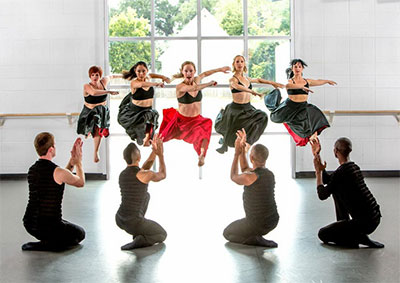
[159, 108, 212, 157]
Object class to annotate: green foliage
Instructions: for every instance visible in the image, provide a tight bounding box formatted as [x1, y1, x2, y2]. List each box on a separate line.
[248, 41, 279, 80]
[109, 8, 151, 73]
[215, 0, 243, 36]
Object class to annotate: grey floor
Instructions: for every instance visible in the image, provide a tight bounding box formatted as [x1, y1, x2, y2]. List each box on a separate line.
[1, 135, 399, 283]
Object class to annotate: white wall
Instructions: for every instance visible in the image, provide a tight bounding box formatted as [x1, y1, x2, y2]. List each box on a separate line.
[0, 0, 107, 175]
[294, 0, 400, 172]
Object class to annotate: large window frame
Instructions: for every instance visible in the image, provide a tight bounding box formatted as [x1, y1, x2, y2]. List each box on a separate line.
[105, 0, 294, 90]
[104, 0, 296, 178]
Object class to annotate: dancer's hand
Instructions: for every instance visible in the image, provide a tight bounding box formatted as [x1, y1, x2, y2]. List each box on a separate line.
[236, 128, 247, 149]
[220, 66, 231, 73]
[209, 80, 217, 86]
[162, 76, 171, 84]
[70, 138, 83, 166]
[156, 82, 165, 88]
[327, 80, 337, 86]
[234, 135, 243, 155]
[310, 137, 321, 156]
[109, 91, 119, 95]
[302, 87, 314, 93]
[313, 156, 326, 173]
[152, 134, 164, 156]
[252, 91, 262, 97]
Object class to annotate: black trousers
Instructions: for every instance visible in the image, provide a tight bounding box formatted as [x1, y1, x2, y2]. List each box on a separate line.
[223, 217, 278, 244]
[318, 195, 380, 246]
[116, 194, 167, 245]
[25, 219, 85, 248]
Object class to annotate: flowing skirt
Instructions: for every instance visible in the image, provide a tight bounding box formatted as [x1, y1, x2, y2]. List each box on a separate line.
[215, 102, 268, 150]
[159, 108, 212, 157]
[268, 91, 329, 146]
[77, 105, 110, 137]
[118, 93, 159, 145]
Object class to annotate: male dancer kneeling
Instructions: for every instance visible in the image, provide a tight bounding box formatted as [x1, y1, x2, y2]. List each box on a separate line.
[22, 133, 85, 251]
[116, 134, 167, 250]
[311, 137, 384, 248]
[224, 129, 279, 247]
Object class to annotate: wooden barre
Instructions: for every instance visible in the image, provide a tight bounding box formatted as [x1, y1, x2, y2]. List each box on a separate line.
[0, 112, 80, 117]
[323, 110, 400, 115]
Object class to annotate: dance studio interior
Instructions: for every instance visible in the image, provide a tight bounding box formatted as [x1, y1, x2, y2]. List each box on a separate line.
[1, 0, 399, 282]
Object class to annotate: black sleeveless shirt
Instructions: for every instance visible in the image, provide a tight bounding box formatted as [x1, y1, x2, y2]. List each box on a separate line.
[132, 87, 154, 100]
[23, 159, 65, 228]
[117, 166, 149, 220]
[231, 76, 253, 93]
[178, 91, 203, 104]
[243, 167, 279, 224]
[287, 79, 309, 95]
[84, 81, 108, 103]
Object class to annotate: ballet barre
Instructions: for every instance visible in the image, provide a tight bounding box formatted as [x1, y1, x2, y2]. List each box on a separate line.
[0, 112, 80, 126]
[323, 110, 400, 125]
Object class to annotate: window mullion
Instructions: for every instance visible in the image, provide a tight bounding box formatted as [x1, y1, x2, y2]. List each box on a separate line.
[243, 0, 248, 60]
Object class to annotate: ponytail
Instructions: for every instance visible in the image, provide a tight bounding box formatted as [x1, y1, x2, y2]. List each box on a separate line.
[172, 61, 196, 81]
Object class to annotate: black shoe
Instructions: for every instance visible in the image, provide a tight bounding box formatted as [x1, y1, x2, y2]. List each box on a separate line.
[216, 144, 228, 154]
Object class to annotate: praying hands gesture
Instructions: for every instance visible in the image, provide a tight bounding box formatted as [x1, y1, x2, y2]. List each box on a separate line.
[310, 138, 326, 173]
[234, 129, 247, 156]
[151, 134, 164, 157]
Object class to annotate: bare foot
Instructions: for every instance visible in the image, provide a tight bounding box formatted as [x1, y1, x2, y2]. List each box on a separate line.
[94, 152, 100, 163]
[198, 154, 205, 167]
[143, 134, 151, 147]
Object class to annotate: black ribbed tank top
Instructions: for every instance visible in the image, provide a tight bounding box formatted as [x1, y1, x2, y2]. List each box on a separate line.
[243, 167, 279, 224]
[23, 159, 65, 228]
[117, 166, 149, 220]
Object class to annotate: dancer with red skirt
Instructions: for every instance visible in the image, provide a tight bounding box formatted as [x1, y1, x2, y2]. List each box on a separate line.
[159, 61, 230, 167]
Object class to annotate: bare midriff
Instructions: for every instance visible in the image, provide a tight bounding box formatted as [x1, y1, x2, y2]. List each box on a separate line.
[84, 101, 107, 109]
[178, 102, 201, 117]
[288, 94, 308, 103]
[132, 98, 153, 108]
[232, 91, 252, 104]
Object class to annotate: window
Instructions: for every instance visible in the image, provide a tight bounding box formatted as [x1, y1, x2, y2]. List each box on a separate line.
[107, 0, 292, 134]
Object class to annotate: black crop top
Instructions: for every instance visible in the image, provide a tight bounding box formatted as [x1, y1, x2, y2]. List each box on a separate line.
[287, 79, 309, 95]
[132, 87, 154, 100]
[231, 76, 253, 93]
[177, 90, 203, 104]
[84, 81, 107, 103]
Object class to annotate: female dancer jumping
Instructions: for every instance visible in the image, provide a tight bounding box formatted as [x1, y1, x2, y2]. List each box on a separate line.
[77, 66, 120, 162]
[118, 61, 170, 146]
[267, 59, 336, 146]
[159, 61, 230, 166]
[215, 55, 284, 153]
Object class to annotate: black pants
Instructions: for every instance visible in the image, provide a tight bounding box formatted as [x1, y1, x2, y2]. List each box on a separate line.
[25, 219, 85, 248]
[116, 194, 167, 245]
[318, 195, 380, 246]
[223, 217, 278, 244]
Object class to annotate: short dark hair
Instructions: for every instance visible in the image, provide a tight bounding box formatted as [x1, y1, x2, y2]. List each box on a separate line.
[34, 132, 54, 156]
[252, 144, 269, 164]
[88, 65, 103, 77]
[334, 137, 352, 157]
[123, 142, 140, 164]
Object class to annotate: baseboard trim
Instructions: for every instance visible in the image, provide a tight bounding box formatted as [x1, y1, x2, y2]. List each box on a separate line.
[296, 170, 400, 178]
[0, 173, 107, 181]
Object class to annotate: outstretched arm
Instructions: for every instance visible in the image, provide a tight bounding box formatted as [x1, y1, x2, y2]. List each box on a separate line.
[230, 77, 262, 97]
[131, 79, 164, 90]
[198, 66, 230, 80]
[177, 80, 217, 93]
[307, 79, 337, 87]
[250, 78, 285, 89]
[149, 73, 171, 84]
[84, 84, 119, 96]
